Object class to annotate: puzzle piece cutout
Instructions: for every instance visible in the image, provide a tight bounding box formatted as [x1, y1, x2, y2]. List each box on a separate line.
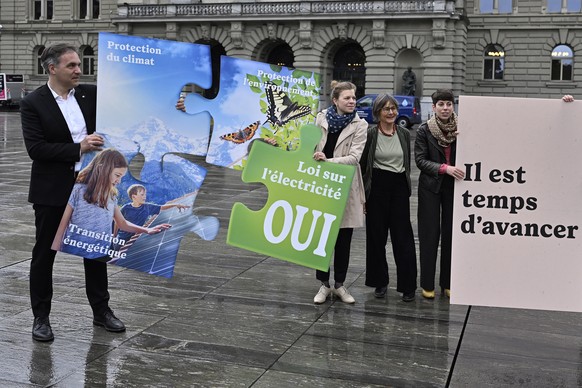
[180, 56, 320, 169]
[227, 124, 355, 271]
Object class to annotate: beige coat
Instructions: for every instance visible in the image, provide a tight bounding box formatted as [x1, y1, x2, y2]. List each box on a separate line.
[315, 110, 368, 228]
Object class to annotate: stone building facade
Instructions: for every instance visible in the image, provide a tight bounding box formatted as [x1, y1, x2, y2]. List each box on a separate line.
[0, 0, 580, 113]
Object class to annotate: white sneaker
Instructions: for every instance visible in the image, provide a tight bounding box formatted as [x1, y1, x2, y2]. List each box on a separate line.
[314, 285, 332, 304]
[333, 286, 356, 304]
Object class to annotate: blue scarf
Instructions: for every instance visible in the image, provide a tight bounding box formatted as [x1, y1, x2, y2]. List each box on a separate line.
[325, 105, 356, 134]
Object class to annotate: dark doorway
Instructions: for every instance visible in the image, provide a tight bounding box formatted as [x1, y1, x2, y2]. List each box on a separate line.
[267, 44, 294, 68]
[333, 43, 366, 99]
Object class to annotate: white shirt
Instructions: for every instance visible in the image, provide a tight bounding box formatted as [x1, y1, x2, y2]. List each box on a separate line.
[48, 84, 87, 171]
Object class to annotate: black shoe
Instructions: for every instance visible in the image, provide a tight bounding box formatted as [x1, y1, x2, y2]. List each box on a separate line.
[402, 292, 416, 302]
[32, 317, 54, 342]
[93, 309, 126, 332]
[374, 286, 387, 298]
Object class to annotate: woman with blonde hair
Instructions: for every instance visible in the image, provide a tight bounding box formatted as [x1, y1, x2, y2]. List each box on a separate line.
[312, 81, 368, 304]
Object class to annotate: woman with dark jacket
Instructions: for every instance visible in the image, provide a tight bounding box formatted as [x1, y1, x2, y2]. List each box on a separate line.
[361, 93, 417, 302]
[414, 89, 465, 299]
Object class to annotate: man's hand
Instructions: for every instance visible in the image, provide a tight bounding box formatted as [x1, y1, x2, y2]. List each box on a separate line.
[80, 134, 104, 153]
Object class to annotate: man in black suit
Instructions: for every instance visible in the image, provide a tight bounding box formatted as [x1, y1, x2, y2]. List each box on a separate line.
[21, 43, 125, 342]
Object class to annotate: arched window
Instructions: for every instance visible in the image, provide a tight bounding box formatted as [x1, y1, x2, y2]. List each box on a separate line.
[36, 46, 47, 75]
[551, 45, 573, 81]
[333, 43, 366, 99]
[483, 44, 505, 80]
[81, 46, 95, 76]
[267, 44, 294, 68]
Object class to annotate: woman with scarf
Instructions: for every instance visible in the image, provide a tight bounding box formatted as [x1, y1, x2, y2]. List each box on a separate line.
[312, 81, 368, 304]
[414, 89, 465, 300]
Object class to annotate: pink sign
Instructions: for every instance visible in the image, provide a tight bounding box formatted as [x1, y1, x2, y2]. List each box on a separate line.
[451, 96, 582, 313]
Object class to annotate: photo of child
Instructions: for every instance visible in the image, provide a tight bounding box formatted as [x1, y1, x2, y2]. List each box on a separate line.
[51, 149, 171, 260]
[116, 184, 189, 245]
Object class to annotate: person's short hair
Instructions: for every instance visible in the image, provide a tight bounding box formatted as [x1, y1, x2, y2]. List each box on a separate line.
[372, 93, 399, 122]
[40, 43, 79, 73]
[431, 89, 455, 105]
[127, 184, 146, 199]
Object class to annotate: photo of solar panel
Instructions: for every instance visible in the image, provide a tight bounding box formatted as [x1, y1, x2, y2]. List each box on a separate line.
[112, 192, 219, 278]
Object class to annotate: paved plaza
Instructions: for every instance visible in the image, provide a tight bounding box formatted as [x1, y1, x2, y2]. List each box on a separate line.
[1, 110, 581, 387]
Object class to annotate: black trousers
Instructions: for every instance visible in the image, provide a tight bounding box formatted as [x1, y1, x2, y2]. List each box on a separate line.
[417, 176, 454, 291]
[365, 169, 417, 293]
[316, 227, 354, 284]
[30, 204, 110, 318]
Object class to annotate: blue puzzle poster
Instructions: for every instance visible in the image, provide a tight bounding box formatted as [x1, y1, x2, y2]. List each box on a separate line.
[50, 32, 220, 278]
[52, 32, 322, 277]
[181, 56, 321, 169]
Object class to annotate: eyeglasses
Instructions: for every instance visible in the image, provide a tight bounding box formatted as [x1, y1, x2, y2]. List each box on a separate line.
[381, 106, 398, 112]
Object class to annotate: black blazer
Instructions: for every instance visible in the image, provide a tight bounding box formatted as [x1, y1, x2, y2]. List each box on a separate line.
[414, 122, 458, 194]
[21, 84, 97, 206]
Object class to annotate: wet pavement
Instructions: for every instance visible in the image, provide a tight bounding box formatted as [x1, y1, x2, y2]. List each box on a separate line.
[1, 110, 581, 387]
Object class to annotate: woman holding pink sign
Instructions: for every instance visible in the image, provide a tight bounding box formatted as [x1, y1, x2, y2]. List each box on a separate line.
[415, 89, 465, 300]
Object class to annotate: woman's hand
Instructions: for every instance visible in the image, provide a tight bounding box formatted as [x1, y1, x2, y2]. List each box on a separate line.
[446, 166, 465, 180]
[313, 151, 326, 161]
[563, 95, 574, 102]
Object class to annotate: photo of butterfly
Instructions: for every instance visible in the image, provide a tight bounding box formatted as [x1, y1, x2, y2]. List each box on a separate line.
[264, 81, 312, 127]
[220, 121, 261, 144]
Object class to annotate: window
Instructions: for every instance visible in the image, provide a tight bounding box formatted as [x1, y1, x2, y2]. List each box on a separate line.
[81, 47, 95, 75]
[483, 44, 505, 80]
[480, 0, 512, 13]
[547, 0, 582, 12]
[36, 46, 47, 75]
[551, 45, 573, 81]
[79, 0, 100, 19]
[33, 0, 53, 20]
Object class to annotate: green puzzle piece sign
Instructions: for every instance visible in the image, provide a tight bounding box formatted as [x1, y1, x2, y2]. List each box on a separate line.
[227, 124, 355, 271]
